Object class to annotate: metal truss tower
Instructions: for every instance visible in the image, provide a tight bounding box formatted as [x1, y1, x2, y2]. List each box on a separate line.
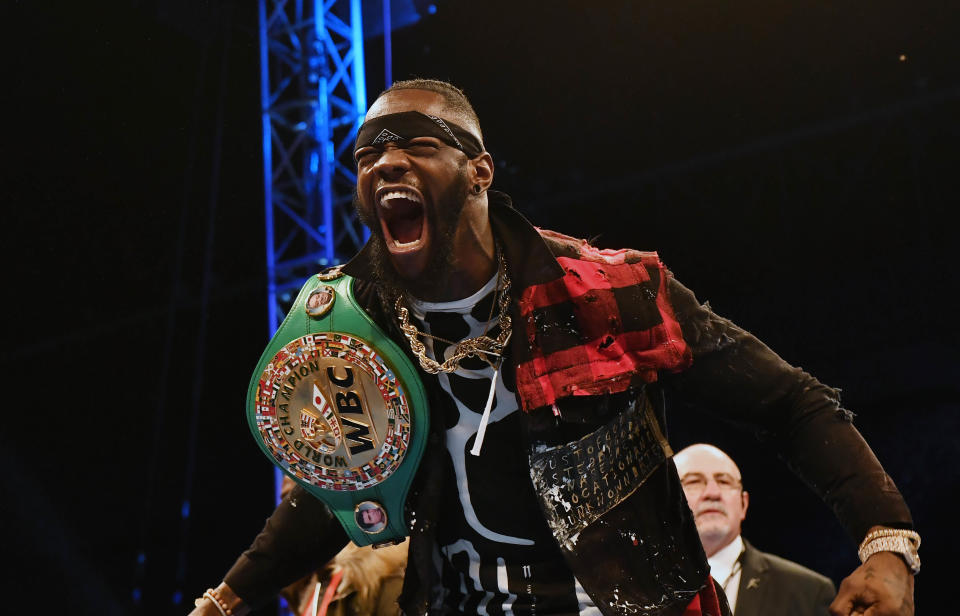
[259, 0, 369, 334]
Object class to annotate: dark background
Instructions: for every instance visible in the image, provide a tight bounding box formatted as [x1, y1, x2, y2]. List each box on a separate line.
[3, 1, 957, 613]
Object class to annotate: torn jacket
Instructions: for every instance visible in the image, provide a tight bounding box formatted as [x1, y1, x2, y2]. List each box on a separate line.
[223, 191, 912, 616]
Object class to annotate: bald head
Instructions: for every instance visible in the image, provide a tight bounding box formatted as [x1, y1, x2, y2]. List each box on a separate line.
[674, 444, 742, 479]
[674, 444, 748, 557]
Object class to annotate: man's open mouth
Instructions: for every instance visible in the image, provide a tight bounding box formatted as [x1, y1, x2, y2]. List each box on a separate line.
[377, 187, 427, 252]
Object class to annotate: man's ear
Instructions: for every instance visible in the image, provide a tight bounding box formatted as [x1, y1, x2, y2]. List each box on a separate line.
[469, 152, 494, 192]
[740, 490, 749, 521]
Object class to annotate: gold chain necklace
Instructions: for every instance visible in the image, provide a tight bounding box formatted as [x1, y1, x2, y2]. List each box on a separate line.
[394, 251, 512, 374]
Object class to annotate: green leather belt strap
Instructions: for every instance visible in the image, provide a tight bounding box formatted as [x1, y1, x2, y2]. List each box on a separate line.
[245, 270, 429, 547]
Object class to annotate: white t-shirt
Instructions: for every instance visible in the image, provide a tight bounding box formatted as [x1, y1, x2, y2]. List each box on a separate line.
[408, 275, 601, 615]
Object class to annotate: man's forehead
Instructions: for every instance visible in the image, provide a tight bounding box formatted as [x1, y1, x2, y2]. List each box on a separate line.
[366, 89, 449, 122]
[675, 445, 741, 477]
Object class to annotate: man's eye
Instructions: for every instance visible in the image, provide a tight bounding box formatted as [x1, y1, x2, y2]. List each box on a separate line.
[406, 140, 440, 154]
[355, 150, 377, 164]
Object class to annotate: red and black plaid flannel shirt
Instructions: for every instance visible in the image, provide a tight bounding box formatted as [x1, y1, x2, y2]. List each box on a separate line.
[514, 228, 693, 412]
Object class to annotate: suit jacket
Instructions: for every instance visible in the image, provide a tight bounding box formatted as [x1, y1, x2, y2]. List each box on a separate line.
[734, 539, 835, 616]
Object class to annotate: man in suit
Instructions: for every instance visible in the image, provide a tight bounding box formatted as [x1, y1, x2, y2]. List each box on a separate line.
[674, 444, 836, 615]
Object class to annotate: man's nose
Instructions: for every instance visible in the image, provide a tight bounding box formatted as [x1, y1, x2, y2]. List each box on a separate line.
[701, 480, 724, 499]
[372, 145, 409, 180]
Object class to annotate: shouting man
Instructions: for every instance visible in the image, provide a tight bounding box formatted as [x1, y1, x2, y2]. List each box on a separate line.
[191, 80, 918, 616]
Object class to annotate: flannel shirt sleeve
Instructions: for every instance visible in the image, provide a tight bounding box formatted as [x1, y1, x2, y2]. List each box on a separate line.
[662, 277, 912, 543]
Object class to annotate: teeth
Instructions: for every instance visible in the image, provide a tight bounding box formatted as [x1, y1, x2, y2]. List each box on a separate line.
[393, 238, 421, 248]
[379, 189, 423, 208]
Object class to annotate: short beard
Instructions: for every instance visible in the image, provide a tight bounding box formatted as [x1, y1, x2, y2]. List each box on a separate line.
[353, 166, 470, 298]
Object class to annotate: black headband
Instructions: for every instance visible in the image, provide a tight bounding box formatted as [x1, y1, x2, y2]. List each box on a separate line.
[354, 111, 484, 159]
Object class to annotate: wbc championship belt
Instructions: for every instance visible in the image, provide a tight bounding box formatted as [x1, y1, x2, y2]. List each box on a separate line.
[246, 269, 429, 547]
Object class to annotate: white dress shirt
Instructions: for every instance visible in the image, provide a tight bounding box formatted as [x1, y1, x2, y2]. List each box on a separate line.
[708, 534, 745, 613]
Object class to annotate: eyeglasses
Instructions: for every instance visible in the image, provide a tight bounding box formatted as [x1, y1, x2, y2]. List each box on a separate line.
[680, 473, 743, 496]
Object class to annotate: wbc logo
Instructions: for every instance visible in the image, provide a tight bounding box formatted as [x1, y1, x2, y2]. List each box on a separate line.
[254, 332, 412, 492]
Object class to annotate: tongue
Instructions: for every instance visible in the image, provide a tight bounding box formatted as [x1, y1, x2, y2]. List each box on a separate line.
[385, 198, 424, 244]
[391, 216, 423, 244]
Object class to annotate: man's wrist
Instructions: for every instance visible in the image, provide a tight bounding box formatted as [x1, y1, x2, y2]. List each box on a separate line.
[194, 582, 249, 616]
[858, 526, 921, 575]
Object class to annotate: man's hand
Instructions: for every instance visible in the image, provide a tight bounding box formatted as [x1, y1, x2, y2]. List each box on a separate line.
[188, 582, 250, 616]
[829, 551, 914, 615]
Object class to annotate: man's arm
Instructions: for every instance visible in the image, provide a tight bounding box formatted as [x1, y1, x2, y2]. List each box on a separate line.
[190, 582, 249, 616]
[663, 277, 916, 615]
[189, 483, 349, 614]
